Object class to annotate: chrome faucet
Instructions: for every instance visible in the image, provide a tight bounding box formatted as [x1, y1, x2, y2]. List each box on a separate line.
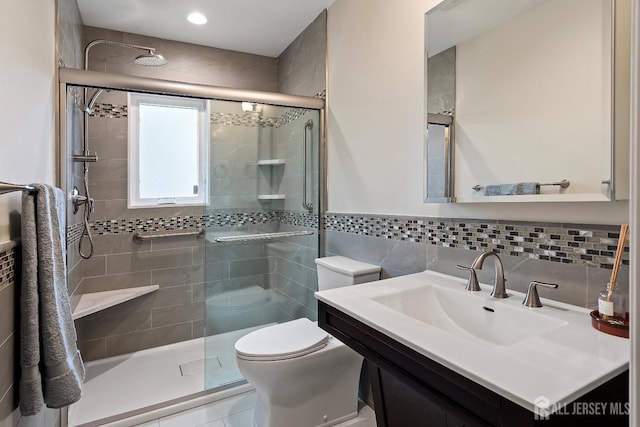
[471, 251, 508, 298]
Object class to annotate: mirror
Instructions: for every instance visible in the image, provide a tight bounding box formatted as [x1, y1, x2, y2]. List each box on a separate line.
[425, 114, 454, 202]
[424, 0, 631, 203]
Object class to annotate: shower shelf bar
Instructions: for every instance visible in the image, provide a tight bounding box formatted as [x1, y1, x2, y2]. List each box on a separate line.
[214, 230, 314, 243]
[0, 182, 36, 195]
[132, 227, 205, 241]
[472, 180, 570, 192]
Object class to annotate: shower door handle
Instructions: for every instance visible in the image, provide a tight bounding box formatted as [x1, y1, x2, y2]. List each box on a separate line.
[302, 120, 313, 213]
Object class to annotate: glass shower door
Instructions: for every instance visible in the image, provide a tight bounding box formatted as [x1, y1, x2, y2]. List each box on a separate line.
[203, 100, 321, 389]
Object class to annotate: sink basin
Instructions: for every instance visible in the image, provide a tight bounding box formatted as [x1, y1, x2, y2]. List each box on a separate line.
[316, 270, 629, 413]
[370, 284, 567, 346]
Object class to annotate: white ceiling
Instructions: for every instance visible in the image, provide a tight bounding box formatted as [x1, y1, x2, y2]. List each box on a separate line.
[426, 0, 544, 57]
[77, 0, 335, 57]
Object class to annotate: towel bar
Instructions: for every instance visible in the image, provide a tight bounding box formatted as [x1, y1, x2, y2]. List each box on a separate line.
[472, 180, 570, 192]
[214, 230, 314, 243]
[132, 227, 205, 241]
[0, 181, 36, 195]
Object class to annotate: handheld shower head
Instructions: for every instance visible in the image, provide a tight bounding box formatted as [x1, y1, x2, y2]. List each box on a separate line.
[134, 52, 168, 67]
[83, 89, 104, 115]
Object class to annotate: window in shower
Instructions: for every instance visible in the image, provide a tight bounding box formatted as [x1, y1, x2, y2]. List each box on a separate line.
[128, 93, 208, 207]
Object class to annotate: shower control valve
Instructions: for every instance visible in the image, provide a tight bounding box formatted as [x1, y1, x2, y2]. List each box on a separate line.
[71, 186, 94, 214]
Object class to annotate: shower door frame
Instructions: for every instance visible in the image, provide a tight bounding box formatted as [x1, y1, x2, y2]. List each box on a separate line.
[58, 68, 325, 198]
[57, 67, 326, 421]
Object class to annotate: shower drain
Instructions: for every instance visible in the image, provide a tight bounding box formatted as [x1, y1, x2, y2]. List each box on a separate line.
[179, 356, 222, 376]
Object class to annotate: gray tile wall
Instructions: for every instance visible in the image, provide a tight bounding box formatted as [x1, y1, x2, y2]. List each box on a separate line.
[268, 225, 321, 321]
[75, 93, 322, 360]
[278, 10, 327, 97]
[427, 47, 456, 115]
[58, 0, 84, 304]
[57, 0, 83, 69]
[74, 21, 280, 356]
[74, 232, 206, 360]
[83, 27, 278, 92]
[0, 243, 19, 425]
[272, 110, 321, 214]
[324, 213, 630, 310]
[70, 20, 326, 362]
[261, 105, 321, 322]
[72, 133, 209, 364]
[203, 224, 278, 336]
[74, 218, 321, 361]
[204, 239, 277, 335]
[0, 242, 62, 427]
[65, 84, 85, 300]
[210, 101, 272, 210]
[74, 21, 281, 359]
[271, 12, 326, 323]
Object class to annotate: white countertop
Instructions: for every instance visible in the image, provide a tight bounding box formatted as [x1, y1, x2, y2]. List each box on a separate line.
[315, 271, 629, 413]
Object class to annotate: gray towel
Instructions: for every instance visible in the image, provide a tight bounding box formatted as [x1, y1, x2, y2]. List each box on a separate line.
[484, 182, 539, 196]
[20, 184, 85, 415]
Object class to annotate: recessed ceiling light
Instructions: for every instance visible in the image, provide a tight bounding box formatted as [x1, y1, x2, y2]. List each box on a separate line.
[187, 12, 208, 25]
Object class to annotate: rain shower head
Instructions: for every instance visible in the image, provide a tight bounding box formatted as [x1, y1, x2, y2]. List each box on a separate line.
[134, 52, 168, 67]
[84, 39, 169, 70]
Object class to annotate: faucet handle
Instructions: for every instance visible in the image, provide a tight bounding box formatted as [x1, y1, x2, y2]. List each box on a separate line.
[523, 281, 558, 308]
[456, 265, 481, 292]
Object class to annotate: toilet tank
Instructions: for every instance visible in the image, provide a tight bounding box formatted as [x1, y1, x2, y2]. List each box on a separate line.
[315, 256, 381, 291]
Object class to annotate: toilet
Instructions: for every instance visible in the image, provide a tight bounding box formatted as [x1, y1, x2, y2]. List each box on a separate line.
[235, 256, 381, 427]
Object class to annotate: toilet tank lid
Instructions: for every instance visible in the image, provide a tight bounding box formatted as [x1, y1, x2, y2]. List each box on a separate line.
[315, 256, 381, 276]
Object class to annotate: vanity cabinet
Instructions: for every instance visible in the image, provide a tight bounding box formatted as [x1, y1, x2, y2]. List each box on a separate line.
[318, 301, 628, 427]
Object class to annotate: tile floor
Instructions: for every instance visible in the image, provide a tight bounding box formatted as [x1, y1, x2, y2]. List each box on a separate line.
[133, 391, 377, 427]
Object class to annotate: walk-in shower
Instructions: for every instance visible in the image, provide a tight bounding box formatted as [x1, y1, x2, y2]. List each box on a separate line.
[59, 68, 323, 426]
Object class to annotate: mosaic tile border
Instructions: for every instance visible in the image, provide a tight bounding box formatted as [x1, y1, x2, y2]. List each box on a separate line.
[211, 112, 279, 127]
[68, 209, 629, 269]
[0, 247, 16, 291]
[324, 213, 629, 270]
[89, 103, 127, 119]
[209, 108, 314, 128]
[277, 211, 318, 228]
[84, 210, 318, 235]
[275, 108, 312, 128]
[93, 102, 319, 128]
[67, 222, 84, 246]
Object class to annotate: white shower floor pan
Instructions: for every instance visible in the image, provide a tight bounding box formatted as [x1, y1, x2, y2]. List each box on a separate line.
[69, 324, 270, 427]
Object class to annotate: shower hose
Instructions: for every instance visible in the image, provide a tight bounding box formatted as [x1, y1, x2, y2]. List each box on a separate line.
[78, 162, 95, 259]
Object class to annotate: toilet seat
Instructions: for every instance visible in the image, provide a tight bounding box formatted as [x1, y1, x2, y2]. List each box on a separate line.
[235, 318, 330, 361]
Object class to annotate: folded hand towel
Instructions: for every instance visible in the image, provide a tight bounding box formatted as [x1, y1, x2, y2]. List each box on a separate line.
[484, 182, 539, 196]
[20, 184, 85, 415]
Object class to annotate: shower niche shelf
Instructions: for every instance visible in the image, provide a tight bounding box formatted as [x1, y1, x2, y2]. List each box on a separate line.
[257, 194, 286, 200]
[257, 159, 285, 166]
[71, 285, 160, 320]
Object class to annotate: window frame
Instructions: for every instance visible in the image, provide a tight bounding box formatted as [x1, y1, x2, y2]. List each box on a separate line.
[128, 92, 208, 208]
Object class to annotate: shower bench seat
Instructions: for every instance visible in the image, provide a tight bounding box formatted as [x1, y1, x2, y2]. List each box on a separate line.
[70, 285, 159, 320]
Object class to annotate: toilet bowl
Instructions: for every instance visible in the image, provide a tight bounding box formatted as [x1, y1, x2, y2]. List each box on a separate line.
[234, 256, 381, 427]
[236, 318, 363, 427]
